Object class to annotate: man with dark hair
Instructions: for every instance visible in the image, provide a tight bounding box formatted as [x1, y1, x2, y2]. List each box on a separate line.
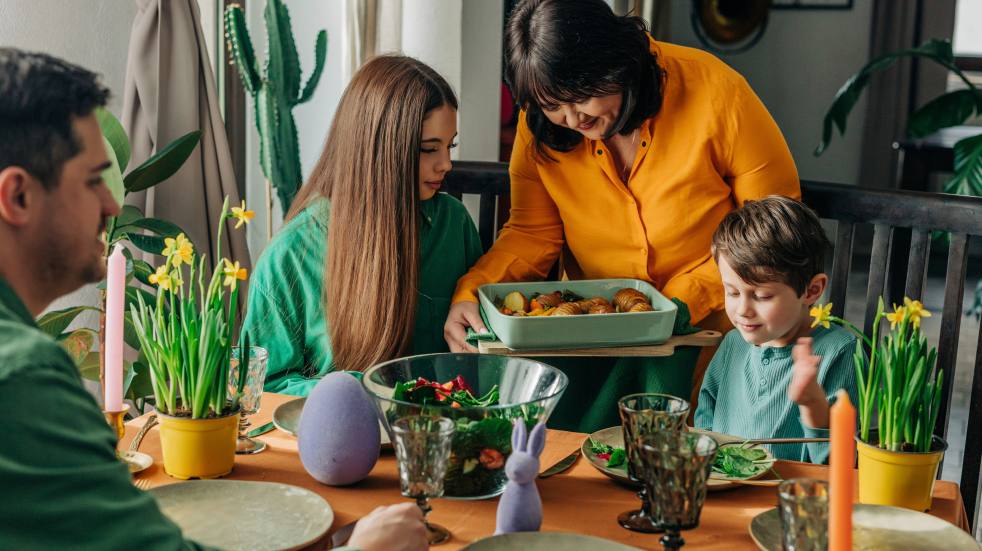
[0, 48, 425, 550]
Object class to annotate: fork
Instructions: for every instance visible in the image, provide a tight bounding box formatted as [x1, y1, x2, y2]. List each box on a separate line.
[134, 479, 152, 491]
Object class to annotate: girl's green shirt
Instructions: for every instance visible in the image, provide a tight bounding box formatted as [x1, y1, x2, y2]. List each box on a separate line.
[243, 193, 483, 396]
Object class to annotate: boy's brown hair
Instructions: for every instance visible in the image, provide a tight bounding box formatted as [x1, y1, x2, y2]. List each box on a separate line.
[712, 195, 832, 296]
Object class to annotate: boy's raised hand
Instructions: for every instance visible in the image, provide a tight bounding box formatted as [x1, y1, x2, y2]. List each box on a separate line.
[789, 337, 831, 429]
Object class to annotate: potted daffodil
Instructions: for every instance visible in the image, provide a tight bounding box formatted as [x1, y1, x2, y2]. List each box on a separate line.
[130, 197, 254, 479]
[811, 297, 946, 511]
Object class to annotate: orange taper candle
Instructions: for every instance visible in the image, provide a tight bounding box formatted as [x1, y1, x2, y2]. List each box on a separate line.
[829, 389, 855, 551]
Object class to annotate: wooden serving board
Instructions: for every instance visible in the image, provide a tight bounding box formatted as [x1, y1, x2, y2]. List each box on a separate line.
[476, 329, 723, 357]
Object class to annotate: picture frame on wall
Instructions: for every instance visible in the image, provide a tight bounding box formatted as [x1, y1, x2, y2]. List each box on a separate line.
[771, 0, 853, 9]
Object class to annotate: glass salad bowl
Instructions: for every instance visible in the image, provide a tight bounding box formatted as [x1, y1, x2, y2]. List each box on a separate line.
[362, 353, 568, 499]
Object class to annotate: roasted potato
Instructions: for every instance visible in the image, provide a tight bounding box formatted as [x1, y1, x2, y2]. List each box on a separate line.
[502, 291, 529, 314]
[588, 303, 616, 315]
[550, 302, 584, 316]
[613, 288, 649, 312]
[627, 302, 654, 313]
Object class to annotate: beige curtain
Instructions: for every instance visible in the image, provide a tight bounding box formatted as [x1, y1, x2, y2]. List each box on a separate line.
[344, 0, 403, 80]
[122, 0, 251, 306]
[859, 0, 956, 189]
[612, 0, 671, 40]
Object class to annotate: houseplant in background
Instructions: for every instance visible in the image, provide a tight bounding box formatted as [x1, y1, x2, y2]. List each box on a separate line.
[812, 298, 946, 511]
[36, 108, 201, 414]
[129, 197, 253, 479]
[815, 38, 982, 317]
[223, 0, 327, 236]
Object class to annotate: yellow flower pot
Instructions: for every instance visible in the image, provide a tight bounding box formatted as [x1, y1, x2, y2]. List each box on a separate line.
[856, 432, 947, 512]
[158, 410, 239, 480]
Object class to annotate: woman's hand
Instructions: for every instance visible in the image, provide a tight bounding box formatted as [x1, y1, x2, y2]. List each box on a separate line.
[347, 503, 427, 551]
[444, 301, 486, 353]
[789, 337, 830, 429]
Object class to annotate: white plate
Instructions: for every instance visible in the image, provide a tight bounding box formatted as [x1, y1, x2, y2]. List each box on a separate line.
[582, 426, 776, 490]
[272, 397, 391, 448]
[151, 480, 333, 551]
[462, 532, 642, 550]
[749, 504, 980, 550]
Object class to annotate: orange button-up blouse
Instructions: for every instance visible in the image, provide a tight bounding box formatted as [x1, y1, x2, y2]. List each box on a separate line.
[453, 39, 800, 324]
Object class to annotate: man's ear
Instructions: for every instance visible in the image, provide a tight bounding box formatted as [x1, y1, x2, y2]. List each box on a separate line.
[0, 167, 37, 227]
[803, 273, 828, 305]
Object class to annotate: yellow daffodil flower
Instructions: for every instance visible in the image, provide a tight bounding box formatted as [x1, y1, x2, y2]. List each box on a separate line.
[902, 297, 932, 329]
[162, 233, 194, 267]
[885, 304, 906, 330]
[149, 265, 175, 291]
[222, 258, 247, 287]
[230, 200, 254, 229]
[810, 303, 833, 329]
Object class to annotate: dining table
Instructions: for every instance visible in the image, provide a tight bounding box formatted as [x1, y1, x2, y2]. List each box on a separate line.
[123, 392, 971, 550]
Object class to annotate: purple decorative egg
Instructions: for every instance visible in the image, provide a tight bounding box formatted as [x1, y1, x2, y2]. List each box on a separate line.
[298, 371, 380, 485]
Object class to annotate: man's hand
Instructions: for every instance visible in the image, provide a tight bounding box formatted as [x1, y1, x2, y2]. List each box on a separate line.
[789, 337, 830, 429]
[346, 503, 427, 551]
[444, 301, 485, 353]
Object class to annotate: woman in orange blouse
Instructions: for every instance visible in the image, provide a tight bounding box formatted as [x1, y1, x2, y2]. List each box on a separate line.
[444, 0, 799, 425]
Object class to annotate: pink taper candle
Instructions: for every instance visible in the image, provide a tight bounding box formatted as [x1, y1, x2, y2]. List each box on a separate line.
[103, 245, 125, 412]
[829, 389, 855, 551]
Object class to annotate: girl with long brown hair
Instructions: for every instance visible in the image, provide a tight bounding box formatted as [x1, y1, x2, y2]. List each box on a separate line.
[243, 55, 482, 395]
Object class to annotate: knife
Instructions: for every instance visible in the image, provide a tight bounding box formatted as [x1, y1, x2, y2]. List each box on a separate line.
[329, 519, 358, 548]
[246, 421, 276, 438]
[539, 449, 580, 478]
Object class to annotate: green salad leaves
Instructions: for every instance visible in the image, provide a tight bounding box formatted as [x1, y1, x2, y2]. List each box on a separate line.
[588, 439, 627, 468]
[712, 446, 769, 479]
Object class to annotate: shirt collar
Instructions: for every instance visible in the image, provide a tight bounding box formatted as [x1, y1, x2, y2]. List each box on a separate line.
[0, 277, 36, 327]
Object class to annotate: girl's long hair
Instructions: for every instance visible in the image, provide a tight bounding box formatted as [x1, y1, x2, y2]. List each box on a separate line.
[288, 55, 458, 372]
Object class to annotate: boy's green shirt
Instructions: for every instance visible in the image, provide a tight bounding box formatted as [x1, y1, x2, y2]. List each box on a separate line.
[694, 325, 859, 463]
[0, 278, 213, 550]
[243, 193, 483, 395]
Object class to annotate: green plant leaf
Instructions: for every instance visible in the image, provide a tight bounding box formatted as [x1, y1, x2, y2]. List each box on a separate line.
[907, 89, 982, 138]
[101, 136, 125, 207]
[815, 39, 959, 156]
[95, 107, 131, 171]
[943, 134, 982, 198]
[36, 305, 99, 338]
[127, 232, 167, 256]
[123, 131, 201, 193]
[78, 351, 101, 381]
[60, 328, 96, 366]
[125, 285, 158, 313]
[123, 311, 143, 350]
[130, 258, 155, 286]
[125, 359, 155, 401]
[119, 217, 187, 239]
[114, 205, 144, 228]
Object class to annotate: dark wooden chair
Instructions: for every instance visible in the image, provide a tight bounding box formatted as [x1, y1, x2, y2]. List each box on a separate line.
[444, 160, 982, 527]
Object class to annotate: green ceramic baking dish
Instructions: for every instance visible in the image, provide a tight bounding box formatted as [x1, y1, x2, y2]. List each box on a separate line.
[477, 278, 678, 350]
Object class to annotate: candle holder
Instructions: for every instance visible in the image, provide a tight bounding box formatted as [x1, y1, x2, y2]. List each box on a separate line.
[102, 404, 153, 474]
[103, 403, 130, 449]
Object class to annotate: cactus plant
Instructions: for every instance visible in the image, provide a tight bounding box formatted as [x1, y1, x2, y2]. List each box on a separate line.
[224, 1, 327, 213]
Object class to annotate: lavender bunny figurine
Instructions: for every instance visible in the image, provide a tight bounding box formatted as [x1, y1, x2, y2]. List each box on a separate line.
[495, 420, 546, 534]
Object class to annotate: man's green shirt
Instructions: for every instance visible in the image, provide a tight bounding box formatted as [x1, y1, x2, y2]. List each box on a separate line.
[0, 278, 211, 550]
[243, 193, 483, 395]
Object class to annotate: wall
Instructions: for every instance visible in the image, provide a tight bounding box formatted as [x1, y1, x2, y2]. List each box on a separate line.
[669, 0, 874, 185]
[0, 0, 139, 332]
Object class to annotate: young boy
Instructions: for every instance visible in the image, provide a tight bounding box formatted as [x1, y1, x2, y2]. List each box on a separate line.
[694, 195, 857, 463]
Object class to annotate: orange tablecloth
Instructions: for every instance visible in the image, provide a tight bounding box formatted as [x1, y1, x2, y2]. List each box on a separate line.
[124, 393, 970, 549]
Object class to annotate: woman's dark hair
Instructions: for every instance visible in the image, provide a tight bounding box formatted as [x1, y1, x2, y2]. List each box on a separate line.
[505, 0, 664, 159]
